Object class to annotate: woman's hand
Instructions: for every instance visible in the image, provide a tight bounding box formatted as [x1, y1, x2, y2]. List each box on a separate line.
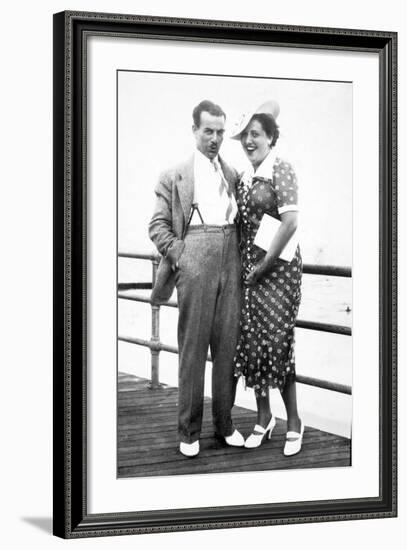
[245, 260, 270, 286]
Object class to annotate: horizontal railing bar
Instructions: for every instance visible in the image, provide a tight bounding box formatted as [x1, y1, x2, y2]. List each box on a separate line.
[296, 319, 351, 336]
[118, 336, 212, 362]
[118, 282, 152, 290]
[118, 336, 351, 395]
[118, 292, 178, 308]
[118, 293, 351, 335]
[302, 264, 352, 277]
[295, 374, 352, 395]
[118, 251, 351, 278]
[118, 251, 157, 260]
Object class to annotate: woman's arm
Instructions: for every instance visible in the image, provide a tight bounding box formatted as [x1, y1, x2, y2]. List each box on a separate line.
[245, 211, 298, 285]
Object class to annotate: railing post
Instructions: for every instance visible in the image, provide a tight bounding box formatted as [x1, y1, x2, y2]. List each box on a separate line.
[149, 256, 161, 389]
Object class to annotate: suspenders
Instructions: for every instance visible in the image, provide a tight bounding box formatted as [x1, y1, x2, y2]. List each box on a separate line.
[186, 203, 205, 229]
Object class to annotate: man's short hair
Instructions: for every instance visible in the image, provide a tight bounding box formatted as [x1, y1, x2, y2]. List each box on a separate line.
[192, 100, 226, 127]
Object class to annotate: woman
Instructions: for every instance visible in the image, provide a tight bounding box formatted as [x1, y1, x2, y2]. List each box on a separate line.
[231, 99, 304, 456]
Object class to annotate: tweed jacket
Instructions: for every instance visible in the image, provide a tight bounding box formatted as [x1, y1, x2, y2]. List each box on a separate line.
[149, 154, 239, 304]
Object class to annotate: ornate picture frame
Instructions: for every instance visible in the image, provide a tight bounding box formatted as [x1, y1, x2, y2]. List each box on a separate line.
[53, 11, 397, 538]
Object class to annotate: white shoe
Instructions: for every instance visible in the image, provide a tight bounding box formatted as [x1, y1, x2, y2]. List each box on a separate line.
[225, 429, 245, 447]
[244, 416, 276, 449]
[180, 440, 199, 457]
[283, 420, 304, 456]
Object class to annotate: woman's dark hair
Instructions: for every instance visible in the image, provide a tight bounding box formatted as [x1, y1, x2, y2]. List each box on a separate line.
[251, 113, 280, 148]
[192, 100, 226, 127]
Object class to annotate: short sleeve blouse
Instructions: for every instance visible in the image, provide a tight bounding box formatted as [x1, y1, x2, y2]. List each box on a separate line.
[272, 160, 299, 215]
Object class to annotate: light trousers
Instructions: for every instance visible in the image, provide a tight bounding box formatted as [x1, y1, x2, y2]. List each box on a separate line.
[175, 225, 241, 444]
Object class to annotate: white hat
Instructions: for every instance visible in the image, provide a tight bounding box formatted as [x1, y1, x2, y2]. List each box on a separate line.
[229, 99, 280, 140]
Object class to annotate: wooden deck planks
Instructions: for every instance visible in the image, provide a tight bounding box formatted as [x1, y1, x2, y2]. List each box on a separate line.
[117, 372, 351, 478]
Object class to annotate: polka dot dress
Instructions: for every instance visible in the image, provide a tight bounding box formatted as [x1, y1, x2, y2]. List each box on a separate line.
[233, 158, 302, 397]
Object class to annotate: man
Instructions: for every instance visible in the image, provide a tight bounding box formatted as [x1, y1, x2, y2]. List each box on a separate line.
[149, 100, 243, 457]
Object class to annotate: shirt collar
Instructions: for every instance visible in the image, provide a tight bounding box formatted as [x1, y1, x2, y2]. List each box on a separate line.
[244, 150, 277, 181]
[194, 149, 220, 171]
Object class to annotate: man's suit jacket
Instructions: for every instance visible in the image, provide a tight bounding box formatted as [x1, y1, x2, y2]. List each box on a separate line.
[149, 154, 239, 305]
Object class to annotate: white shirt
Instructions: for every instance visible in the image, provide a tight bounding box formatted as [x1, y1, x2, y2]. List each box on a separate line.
[191, 150, 238, 225]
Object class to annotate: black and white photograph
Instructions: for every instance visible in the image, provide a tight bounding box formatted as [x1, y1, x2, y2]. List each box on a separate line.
[117, 70, 353, 477]
[50, 8, 396, 540]
[0, 0, 402, 546]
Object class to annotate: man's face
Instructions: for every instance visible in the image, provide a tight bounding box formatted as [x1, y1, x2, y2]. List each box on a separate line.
[193, 111, 225, 160]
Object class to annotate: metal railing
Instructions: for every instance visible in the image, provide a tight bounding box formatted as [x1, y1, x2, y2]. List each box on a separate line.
[118, 251, 352, 395]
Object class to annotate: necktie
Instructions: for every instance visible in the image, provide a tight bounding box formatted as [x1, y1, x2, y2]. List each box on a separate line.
[212, 158, 233, 223]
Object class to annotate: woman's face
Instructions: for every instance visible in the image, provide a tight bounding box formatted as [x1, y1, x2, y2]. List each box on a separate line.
[240, 118, 271, 169]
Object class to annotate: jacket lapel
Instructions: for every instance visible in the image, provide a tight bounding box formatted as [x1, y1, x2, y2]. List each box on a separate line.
[176, 155, 194, 223]
[219, 156, 238, 196]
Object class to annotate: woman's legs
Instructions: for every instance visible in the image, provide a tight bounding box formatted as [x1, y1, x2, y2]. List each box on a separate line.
[254, 379, 301, 436]
[281, 377, 301, 434]
[255, 389, 272, 428]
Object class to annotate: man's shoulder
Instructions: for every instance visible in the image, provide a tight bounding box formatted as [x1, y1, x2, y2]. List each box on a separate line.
[159, 156, 193, 182]
[219, 156, 239, 182]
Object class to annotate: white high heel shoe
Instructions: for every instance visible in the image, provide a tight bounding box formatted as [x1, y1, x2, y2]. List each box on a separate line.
[244, 416, 276, 448]
[283, 420, 304, 456]
[224, 429, 245, 447]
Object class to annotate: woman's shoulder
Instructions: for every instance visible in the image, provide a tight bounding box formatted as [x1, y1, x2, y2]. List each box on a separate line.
[254, 156, 296, 182]
[274, 157, 295, 173]
[273, 157, 298, 185]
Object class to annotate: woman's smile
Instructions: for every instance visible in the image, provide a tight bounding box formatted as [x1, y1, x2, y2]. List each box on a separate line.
[240, 119, 271, 169]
